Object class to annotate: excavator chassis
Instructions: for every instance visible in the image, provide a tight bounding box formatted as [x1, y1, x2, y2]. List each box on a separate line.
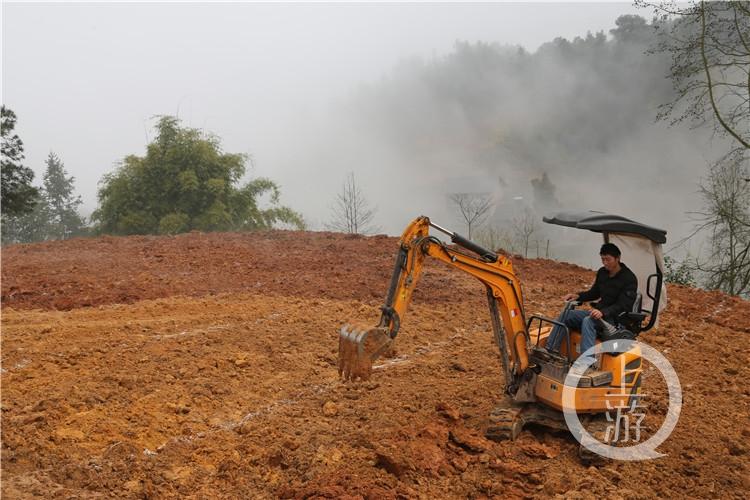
[486, 397, 610, 463]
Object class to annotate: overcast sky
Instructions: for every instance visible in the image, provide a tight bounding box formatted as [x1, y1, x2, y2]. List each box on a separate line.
[4, 1, 648, 241]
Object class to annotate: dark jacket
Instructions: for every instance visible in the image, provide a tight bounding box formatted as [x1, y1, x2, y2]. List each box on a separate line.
[577, 263, 638, 322]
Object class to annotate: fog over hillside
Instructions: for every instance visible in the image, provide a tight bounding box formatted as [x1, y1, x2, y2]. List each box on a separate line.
[284, 16, 725, 267]
[3, 4, 725, 267]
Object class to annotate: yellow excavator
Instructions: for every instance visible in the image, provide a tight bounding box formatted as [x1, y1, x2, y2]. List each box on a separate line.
[338, 213, 667, 459]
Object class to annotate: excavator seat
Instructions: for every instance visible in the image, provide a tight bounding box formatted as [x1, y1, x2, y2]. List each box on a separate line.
[615, 291, 647, 335]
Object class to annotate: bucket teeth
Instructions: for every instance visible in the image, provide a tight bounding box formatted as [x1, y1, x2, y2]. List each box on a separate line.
[338, 324, 391, 381]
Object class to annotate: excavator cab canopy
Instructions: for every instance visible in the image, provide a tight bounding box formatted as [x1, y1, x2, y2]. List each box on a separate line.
[542, 210, 666, 244]
[543, 210, 667, 332]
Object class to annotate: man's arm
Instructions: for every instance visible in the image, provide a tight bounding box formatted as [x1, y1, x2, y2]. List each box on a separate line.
[576, 270, 603, 302]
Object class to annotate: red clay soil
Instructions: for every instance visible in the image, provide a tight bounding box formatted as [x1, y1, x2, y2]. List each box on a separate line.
[2, 230, 749, 499]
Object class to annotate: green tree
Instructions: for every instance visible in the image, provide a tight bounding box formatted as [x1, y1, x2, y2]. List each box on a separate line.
[1, 152, 87, 245]
[92, 116, 304, 235]
[43, 152, 86, 239]
[609, 14, 655, 45]
[1, 201, 50, 244]
[664, 255, 697, 286]
[1, 106, 39, 216]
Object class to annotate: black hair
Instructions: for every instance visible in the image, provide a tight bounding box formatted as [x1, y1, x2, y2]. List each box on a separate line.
[600, 243, 621, 258]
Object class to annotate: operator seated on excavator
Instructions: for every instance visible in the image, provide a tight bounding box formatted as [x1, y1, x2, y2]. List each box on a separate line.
[545, 242, 638, 373]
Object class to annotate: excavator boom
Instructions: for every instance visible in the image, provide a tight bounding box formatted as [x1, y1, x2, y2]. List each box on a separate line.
[338, 216, 530, 395]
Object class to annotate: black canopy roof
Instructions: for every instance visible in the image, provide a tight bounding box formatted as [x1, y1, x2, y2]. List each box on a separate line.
[543, 210, 667, 244]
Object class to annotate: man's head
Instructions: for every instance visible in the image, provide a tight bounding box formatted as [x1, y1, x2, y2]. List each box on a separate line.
[600, 243, 621, 273]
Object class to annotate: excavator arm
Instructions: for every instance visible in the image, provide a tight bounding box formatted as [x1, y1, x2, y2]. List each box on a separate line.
[338, 216, 531, 395]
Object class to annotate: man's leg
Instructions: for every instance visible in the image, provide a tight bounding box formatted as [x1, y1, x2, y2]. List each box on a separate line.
[579, 316, 600, 367]
[547, 310, 589, 352]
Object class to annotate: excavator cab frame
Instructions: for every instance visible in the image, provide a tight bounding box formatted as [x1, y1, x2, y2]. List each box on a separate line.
[542, 210, 668, 333]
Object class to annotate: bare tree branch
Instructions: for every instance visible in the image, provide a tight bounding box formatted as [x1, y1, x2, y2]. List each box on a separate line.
[700, 1, 750, 148]
[512, 208, 538, 258]
[448, 192, 494, 240]
[326, 172, 379, 235]
[638, 0, 750, 150]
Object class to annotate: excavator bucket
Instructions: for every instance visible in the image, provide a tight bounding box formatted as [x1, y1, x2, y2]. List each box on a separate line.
[338, 324, 392, 381]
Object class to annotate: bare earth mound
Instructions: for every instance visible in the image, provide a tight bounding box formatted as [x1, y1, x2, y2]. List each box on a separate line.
[2, 231, 749, 499]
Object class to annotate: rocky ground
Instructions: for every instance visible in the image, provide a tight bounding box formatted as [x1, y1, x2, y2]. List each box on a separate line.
[2, 230, 749, 499]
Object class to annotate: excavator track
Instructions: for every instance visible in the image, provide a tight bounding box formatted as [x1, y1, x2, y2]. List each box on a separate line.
[485, 397, 572, 442]
[486, 400, 612, 465]
[577, 416, 610, 464]
[485, 402, 525, 441]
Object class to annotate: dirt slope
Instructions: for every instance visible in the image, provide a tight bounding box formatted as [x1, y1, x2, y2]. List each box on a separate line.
[2, 231, 749, 499]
